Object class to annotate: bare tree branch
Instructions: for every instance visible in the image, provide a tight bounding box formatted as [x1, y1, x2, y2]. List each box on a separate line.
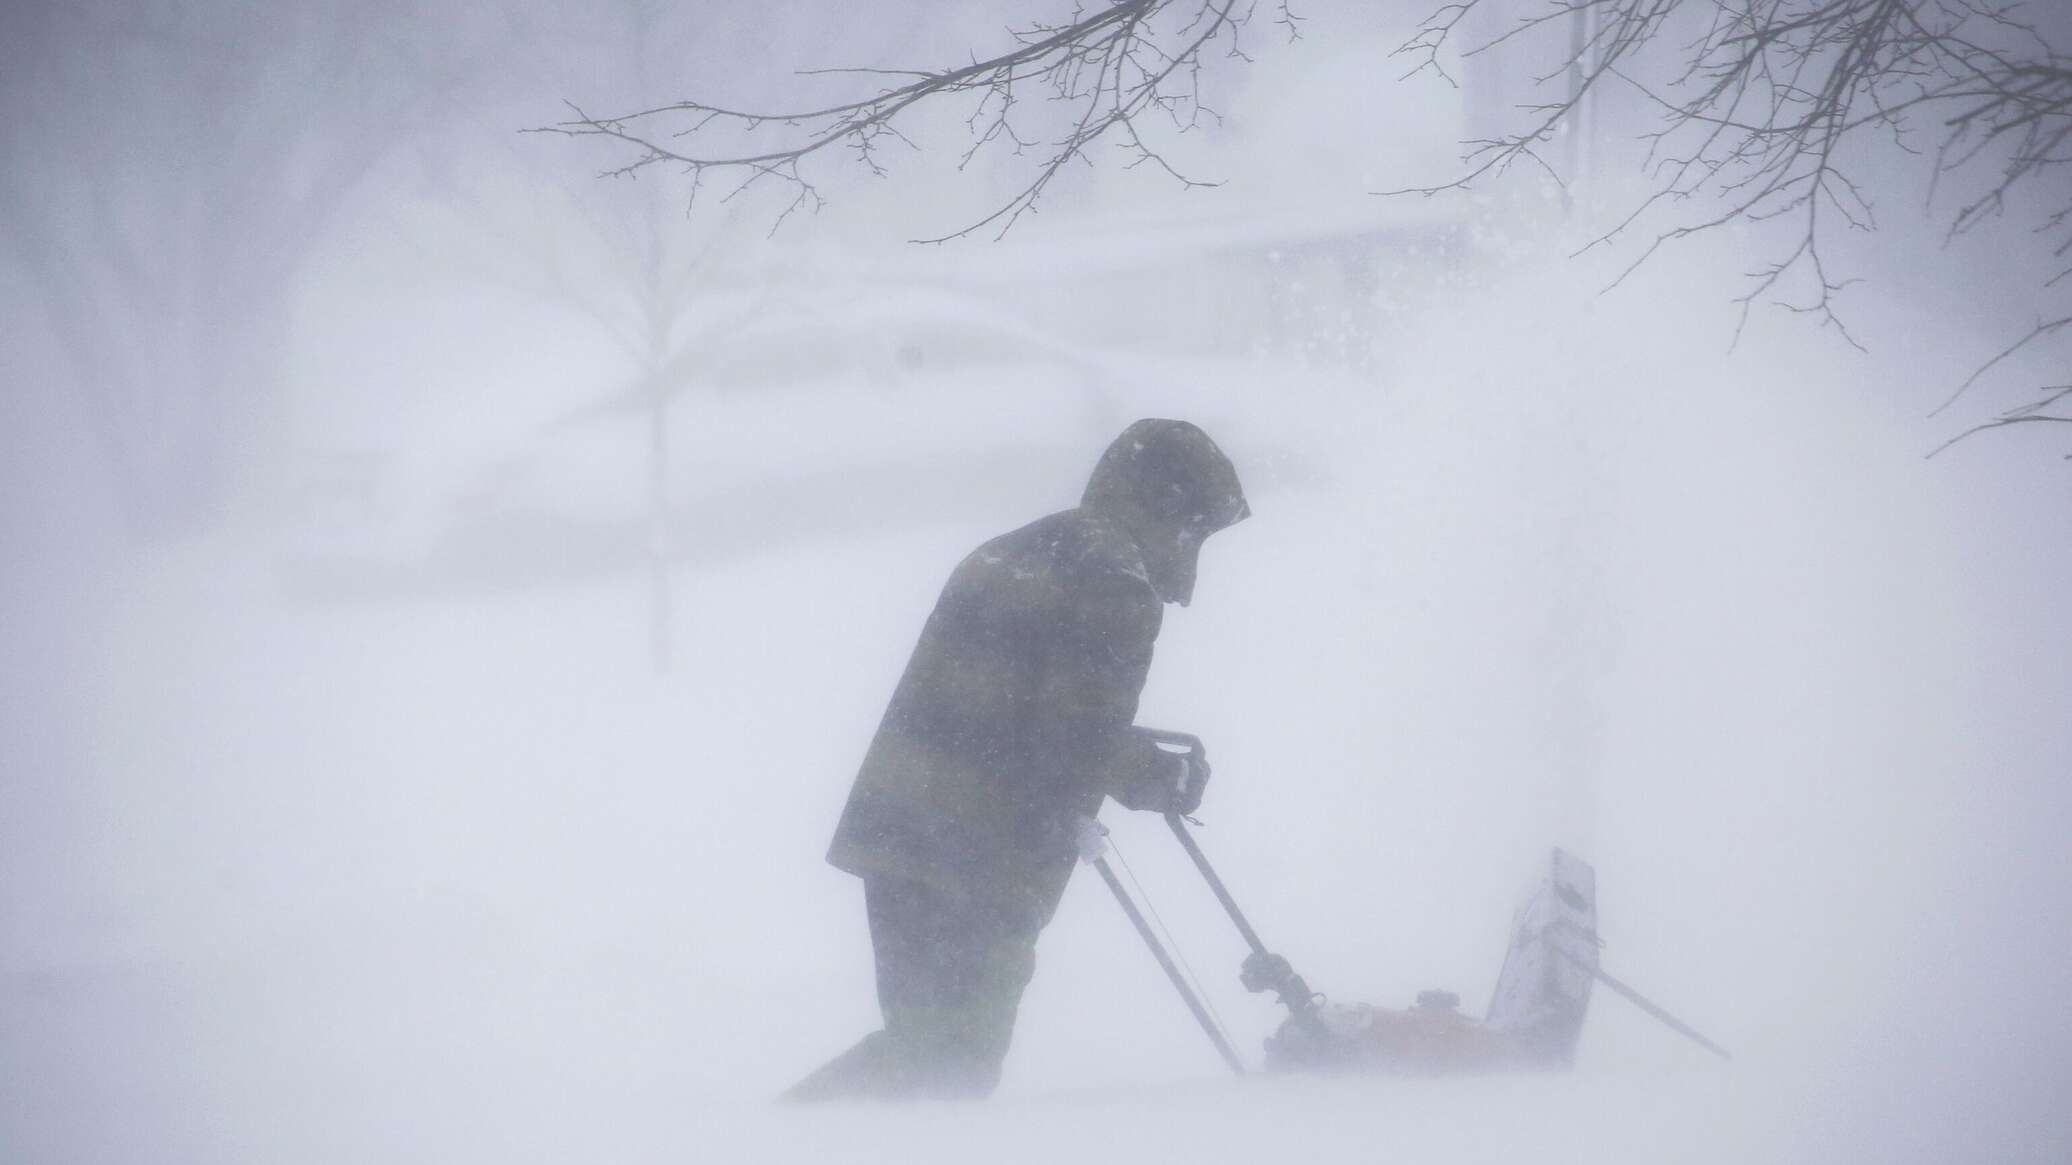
[535, 0, 1291, 241]
[1399, 0, 2072, 444]
[1929, 311, 2072, 415]
[1927, 382, 2072, 456]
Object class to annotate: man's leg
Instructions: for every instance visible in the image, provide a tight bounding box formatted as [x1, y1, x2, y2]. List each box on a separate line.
[779, 876, 922, 1102]
[870, 870, 1044, 1094]
[871, 877, 1037, 1098]
[784, 876, 1036, 1101]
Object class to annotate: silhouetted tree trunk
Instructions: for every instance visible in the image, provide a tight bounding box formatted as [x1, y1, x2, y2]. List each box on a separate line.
[0, 2, 470, 535]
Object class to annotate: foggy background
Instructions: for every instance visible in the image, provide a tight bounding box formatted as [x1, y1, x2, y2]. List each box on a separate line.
[4, 2, 2068, 1162]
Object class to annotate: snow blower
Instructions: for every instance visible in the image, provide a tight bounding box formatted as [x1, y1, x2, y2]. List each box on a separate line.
[1090, 730, 1732, 1075]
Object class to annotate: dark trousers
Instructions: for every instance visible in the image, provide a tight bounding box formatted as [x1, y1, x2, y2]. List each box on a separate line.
[785, 875, 1040, 1101]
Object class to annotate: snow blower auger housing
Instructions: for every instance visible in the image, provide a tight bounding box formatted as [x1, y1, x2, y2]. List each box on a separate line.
[1100, 731, 1731, 1075]
[1258, 847, 1602, 1073]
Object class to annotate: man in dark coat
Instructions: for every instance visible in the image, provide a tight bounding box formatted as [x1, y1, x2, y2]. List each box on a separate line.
[785, 418, 1250, 1101]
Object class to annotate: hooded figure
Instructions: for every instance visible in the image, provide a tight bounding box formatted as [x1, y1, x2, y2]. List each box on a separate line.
[787, 419, 1248, 1102]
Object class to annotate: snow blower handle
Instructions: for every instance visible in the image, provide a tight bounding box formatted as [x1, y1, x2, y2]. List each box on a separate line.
[1161, 807, 1324, 1028]
[1138, 728, 1211, 815]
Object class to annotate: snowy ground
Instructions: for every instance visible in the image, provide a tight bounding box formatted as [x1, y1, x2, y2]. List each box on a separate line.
[8, 230, 2072, 1164]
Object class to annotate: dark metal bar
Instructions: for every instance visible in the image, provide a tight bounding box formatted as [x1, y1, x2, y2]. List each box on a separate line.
[1164, 814, 1325, 1032]
[1558, 949, 1732, 1061]
[1091, 854, 1247, 1076]
[1164, 813, 1269, 955]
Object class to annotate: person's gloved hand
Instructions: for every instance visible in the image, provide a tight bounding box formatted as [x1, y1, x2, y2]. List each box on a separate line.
[1241, 951, 1295, 994]
[1113, 731, 1211, 814]
[1169, 743, 1210, 816]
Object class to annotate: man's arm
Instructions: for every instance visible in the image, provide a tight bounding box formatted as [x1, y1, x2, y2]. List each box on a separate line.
[1029, 556, 1181, 809]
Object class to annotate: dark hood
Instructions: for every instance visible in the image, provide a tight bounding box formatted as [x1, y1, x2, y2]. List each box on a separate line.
[1081, 419, 1249, 605]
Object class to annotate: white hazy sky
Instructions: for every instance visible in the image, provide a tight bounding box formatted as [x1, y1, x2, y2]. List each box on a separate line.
[4, 3, 2069, 1163]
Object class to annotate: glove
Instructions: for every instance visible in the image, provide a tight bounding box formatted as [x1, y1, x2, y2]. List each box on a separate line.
[1241, 951, 1295, 994]
[1170, 745, 1210, 816]
[1112, 732, 1211, 815]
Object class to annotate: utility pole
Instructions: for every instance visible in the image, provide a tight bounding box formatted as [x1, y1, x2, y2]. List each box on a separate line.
[1563, 0, 1597, 212]
[634, 0, 674, 676]
[642, 184, 675, 674]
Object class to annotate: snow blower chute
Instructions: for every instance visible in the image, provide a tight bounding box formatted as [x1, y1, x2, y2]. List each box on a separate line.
[1090, 730, 1732, 1075]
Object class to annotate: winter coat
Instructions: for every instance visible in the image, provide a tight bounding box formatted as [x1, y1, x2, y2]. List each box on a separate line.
[826, 506, 1174, 929]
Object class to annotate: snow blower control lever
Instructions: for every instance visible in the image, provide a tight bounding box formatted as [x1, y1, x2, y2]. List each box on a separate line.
[1139, 730, 1326, 1034]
